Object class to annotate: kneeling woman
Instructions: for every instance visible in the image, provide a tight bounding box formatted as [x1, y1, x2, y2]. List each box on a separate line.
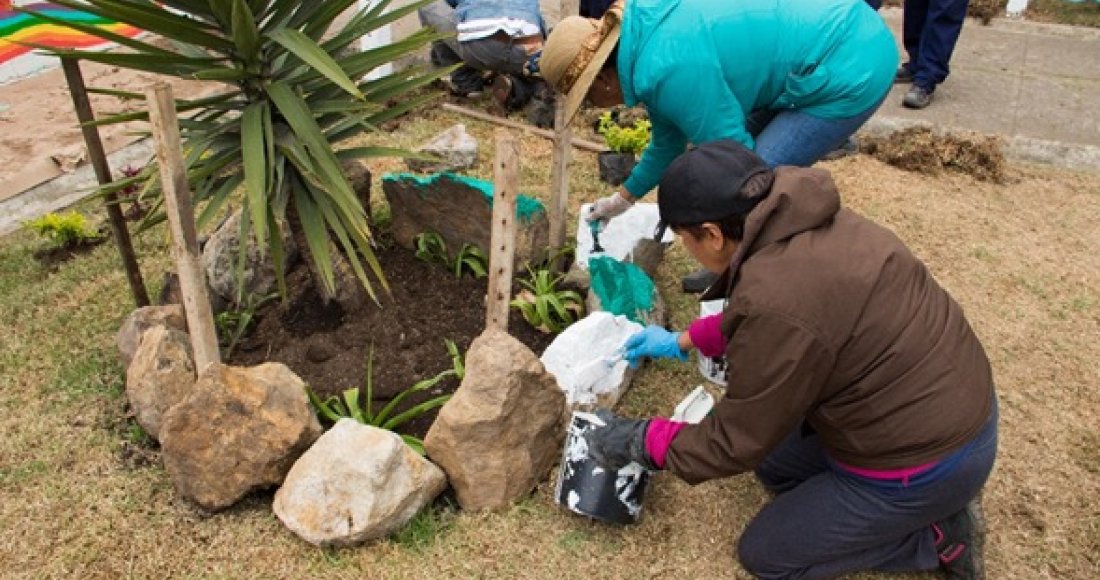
[587, 140, 998, 579]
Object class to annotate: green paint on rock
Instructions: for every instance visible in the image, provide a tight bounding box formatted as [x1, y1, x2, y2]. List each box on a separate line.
[587, 256, 655, 324]
[382, 172, 545, 223]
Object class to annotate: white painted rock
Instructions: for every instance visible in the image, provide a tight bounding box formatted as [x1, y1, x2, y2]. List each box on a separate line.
[541, 312, 642, 410]
[406, 123, 478, 173]
[424, 328, 568, 511]
[125, 325, 196, 440]
[575, 202, 673, 278]
[274, 420, 447, 547]
[160, 362, 322, 512]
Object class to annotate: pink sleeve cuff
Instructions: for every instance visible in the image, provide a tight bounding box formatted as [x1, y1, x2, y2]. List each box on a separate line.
[645, 417, 687, 469]
[687, 313, 726, 358]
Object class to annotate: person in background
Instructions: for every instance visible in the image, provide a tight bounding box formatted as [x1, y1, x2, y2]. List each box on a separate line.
[418, 0, 546, 112]
[539, 0, 896, 292]
[896, 0, 971, 109]
[587, 140, 998, 579]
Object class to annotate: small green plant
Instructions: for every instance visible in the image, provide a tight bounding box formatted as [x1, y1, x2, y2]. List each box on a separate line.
[24, 211, 101, 248]
[414, 231, 450, 265]
[214, 292, 278, 359]
[510, 266, 585, 333]
[306, 339, 464, 454]
[597, 112, 651, 155]
[392, 499, 457, 553]
[454, 243, 487, 279]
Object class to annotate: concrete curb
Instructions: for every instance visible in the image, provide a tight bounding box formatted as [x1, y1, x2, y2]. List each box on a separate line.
[0, 138, 154, 237]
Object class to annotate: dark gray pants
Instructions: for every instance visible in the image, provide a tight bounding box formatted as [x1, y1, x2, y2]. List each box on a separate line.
[739, 401, 998, 579]
[418, 0, 536, 103]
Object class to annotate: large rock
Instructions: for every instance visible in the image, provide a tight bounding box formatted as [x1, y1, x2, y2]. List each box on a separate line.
[202, 210, 297, 305]
[125, 325, 196, 440]
[159, 363, 322, 511]
[274, 420, 446, 547]
[540, 312, 643, 411]
[381, 173, 549, 270]
[117, 304, 186, 370]
[424, 328, 567, 511]
[574, 202, 673, 280]
[405, 124, 478, 173]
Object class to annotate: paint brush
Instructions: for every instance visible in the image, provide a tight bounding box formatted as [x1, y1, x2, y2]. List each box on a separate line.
[589, 215, 605, 254]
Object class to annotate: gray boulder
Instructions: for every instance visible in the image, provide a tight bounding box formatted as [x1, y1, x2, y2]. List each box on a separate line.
[202, 210, 297, 305]
[125, 325, 196, 440]
[117, 304, 186, 371]
[405, 124, 478, 173]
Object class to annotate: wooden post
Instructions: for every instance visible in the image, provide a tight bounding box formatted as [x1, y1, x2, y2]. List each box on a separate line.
[60, 57, 150, 307]
[145, 83, 220, 372]
[547, 99, 572, 272]
[440, 103, 605, 153]
[485, 131, 519, 332]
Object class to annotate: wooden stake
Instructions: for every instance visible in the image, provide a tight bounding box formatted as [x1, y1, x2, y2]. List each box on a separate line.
[547, 98, 571, 271]
[486, 131, 519, 332]
[61, 57, 150, 307]
[146, 83, 220, 372]
[441, 103, 606, 153]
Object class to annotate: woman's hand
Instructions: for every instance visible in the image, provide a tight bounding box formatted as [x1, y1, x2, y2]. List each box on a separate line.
[586, 190, 635, 227]
[623, 325, 690, 368]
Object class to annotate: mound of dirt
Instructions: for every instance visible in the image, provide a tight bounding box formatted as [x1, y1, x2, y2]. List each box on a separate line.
[860, 126, 1007, 183]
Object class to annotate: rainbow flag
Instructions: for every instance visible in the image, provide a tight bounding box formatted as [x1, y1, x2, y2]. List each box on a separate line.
[1, 2, 142, 82]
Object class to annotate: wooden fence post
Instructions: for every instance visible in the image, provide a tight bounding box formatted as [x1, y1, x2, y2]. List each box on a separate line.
[485, 131, 519, 332]
[547, 99, 572, 272]
[145, 83, 220, 372]
[60, 57, 150, 307]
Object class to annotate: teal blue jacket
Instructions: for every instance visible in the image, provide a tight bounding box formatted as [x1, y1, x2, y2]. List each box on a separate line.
[618, 0, 898, 197]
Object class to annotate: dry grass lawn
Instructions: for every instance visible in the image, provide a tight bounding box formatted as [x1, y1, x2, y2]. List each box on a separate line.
[0, 104, 1097, 579]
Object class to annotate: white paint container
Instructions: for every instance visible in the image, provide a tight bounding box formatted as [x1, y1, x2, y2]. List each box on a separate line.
[698, 299, 728, 387]
[554, 412, 649, 525]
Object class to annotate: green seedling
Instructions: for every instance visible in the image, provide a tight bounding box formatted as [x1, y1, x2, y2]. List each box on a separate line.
[24, 211, 102, 248]
[306, 339, 464, 454]
[214, 291, 278, 359]
[414, 231, 449, 265]
[454, 243, 487, 279]
[510, 266, 585, 333]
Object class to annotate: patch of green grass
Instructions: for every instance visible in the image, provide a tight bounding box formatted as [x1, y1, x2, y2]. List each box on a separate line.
[48, 349, 124, 401]
[557, 529, 591, 552]
[970, 245, 995, 261]
[392, 501, 457, 553]
[1027, 0, 1100, 28]
[0, 460, 49, 487]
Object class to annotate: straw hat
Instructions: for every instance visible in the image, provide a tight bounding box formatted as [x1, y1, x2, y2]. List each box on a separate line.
[540, 2, 624, 124]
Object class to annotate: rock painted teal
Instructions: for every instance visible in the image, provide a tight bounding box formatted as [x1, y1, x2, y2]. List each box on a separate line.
[382, 172, 546, 223]
[588, 256, 655, 324]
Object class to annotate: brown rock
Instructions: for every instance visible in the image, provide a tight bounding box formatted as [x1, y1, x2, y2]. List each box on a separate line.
[117, 304, 187, 371]
[159, 362, 322, 512]
[125, 325, 196, 440]
[424, 328, 568, 511]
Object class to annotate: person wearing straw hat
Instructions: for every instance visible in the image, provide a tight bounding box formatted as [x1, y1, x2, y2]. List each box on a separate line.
[540, 0, 897, 291]
[583, 140, 998, 579]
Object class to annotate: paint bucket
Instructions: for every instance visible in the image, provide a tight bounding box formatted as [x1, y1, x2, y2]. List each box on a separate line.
[698, 299, 728, 387]
[555, 411, 649, 525]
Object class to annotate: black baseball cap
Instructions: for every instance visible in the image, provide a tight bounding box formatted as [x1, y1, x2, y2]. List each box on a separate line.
[653, 140, 774, 241]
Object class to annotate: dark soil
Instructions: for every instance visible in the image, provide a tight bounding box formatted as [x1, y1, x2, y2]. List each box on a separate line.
[32, 236, 107, 271]
[229, 239, 559, 440]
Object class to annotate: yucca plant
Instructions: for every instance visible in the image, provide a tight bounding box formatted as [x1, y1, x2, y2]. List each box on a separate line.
[510, 265, 585, 333]
[20, 0, 452, 302]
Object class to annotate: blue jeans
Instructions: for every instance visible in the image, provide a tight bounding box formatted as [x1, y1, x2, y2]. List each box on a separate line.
[745, 93, 887, 168]
[737, 398, 998, 579]
[903, 0, 970, 90]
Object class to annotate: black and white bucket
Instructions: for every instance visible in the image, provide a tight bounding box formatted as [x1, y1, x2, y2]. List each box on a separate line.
[698, 299, 728, 387]
[555, 411, 649, 525]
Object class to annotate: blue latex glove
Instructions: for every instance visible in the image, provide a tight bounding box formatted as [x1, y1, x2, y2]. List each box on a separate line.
[623, 325, 689, 368]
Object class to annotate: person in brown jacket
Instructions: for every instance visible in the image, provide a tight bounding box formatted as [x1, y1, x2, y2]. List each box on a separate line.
[585, 140, 998, 579]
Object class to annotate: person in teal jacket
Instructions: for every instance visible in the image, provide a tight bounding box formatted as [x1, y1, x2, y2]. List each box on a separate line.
[541, 0, 897, 232]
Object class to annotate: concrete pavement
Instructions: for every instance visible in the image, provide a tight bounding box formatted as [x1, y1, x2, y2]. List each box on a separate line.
[2, 10, 1099, 236]
[871, 8, 1100, 169]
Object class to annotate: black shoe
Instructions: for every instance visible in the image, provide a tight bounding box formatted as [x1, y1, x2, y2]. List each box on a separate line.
[903, 85, 934, 109]
[933, 500, 986, 580]
[682, 268, 719, 294]
[822, 136, 859, 161]
[895, 64, 914, 84]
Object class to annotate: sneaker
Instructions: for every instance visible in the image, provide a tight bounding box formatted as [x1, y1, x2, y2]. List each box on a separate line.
[440, 75, 484, 99]
[903, 85, 934, 109]
[822, 136, 860, 161]
[932, 499, 986, 580]
[682, 268, 719, 294]
[895, 65, 914, 84]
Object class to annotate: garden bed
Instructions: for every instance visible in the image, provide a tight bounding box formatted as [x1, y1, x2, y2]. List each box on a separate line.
[228, 234, 558, 439]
